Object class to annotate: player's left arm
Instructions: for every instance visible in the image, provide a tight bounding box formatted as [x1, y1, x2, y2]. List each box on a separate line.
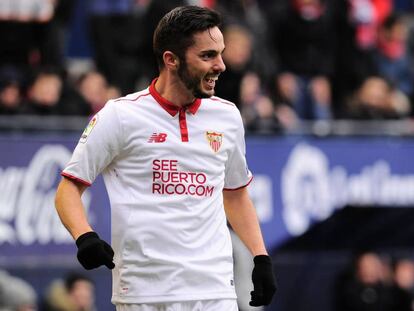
[224, 187, 277, 306]
[223, 187, 267, 256]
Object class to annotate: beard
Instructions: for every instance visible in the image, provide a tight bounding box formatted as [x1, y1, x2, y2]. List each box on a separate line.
[177, 58, 212, 99]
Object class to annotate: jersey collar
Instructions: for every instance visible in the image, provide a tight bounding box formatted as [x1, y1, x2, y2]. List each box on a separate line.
[149, 78, 201, 116]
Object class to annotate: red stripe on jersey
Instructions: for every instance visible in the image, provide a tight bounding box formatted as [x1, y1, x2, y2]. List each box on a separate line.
[113, 92, 150, 102]
[179, 109, 189, 142]
[223, 175, 253, 191]
[149, 78, 202, 143]
[61, 172, 92, 186]
[210, 97, 235, 107]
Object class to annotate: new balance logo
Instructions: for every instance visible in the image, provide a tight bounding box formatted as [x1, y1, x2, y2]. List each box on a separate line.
[148, 133, 167, 143]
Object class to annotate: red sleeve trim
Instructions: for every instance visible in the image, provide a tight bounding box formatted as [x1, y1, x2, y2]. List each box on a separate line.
[61, 172, 91, 187]
[113, 91, 150, 103]
[210, 97, 236, 107]
[223, 175, 253, 191]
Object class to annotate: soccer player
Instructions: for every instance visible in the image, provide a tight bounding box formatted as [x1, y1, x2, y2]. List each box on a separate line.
[55, 5, 276, 311]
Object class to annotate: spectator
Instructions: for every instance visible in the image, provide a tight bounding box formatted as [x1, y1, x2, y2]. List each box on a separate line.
[0, 66, 24, 115]
[77, 71, 115, 115]
[333, 0, 393, 116]
[214, 0, 277, 82]
[18, 67, 90, 116]
[239, 73, 281, 134]
[87, 0, 147, 94]
[335, 252, 411, 311]
[0, 270, 37, 311]
[375, 14, 414, 99]
[49, 0, 77, 67]
[20, 68, 64, 115]
[0, 0, 69, 78]
[349, 0, 392, 51]
[393, 258, 414, 309]
[240, 72, 262, 125]
[40, 272, 95, 311]
[345, 76, 411, 119]
[215, 24, 254, 110]
[269, 0, 336, 120]
[248, 95, 281, 134]
[106, 84, 122, 102]
[87, 0, 185, 94]
[0, 81, 22, 115]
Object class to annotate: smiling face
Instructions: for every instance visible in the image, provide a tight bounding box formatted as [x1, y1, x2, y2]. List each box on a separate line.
[177, 26, 226, 98]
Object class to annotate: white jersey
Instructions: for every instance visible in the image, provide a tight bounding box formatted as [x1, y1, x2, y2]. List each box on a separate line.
[62, 79, 253, 304]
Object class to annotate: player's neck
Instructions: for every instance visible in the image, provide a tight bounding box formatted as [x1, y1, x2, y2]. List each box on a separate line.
[155, 74, 195, 108]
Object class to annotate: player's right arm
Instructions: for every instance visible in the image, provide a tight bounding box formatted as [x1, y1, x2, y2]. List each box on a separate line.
[55, 176, 92, 240]
[55, 176, 115, 270]
[56, 102, 121, 270]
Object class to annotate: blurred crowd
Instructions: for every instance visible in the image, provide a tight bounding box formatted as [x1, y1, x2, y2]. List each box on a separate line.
[336, 252, 414, 311]
[0, 0, 414, 133]
[0, 270, 95, 311]
[3, 253, 414, 311]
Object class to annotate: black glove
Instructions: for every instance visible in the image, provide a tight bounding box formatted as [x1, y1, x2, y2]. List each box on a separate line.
[250, 255, 277, 306]
[76, 231, 115, 270]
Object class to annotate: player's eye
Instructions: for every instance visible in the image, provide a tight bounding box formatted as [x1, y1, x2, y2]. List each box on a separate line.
[201, 52, 216, 60]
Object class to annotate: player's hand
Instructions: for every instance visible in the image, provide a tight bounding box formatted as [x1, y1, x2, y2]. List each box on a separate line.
[76, 231, 115, 270]
[250, 255, 277, 306]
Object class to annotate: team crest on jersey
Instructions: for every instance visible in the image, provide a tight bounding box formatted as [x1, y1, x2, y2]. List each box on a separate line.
[80, 114, 98, 143]
[205, 131, 223, 153]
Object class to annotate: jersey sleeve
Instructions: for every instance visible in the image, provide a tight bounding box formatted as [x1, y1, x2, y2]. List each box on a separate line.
[223, 111, 253, 190]
[62, 100, 123, 185]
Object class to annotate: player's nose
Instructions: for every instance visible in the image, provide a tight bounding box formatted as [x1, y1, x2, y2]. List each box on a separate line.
[214, 55, 226, 73]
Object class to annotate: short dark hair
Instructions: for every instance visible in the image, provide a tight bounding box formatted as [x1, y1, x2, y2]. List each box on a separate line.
[153, 5, 221, 69]
[64, 272, 92, 292]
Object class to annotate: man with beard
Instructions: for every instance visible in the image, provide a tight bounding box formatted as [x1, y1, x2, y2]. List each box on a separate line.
[55, 6, 276, 311]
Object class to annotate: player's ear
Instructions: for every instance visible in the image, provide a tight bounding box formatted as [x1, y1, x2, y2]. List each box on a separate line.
[163, 51, 179, 70]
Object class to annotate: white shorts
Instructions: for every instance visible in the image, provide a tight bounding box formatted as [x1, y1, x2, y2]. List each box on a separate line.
[115, 299, 239, 311]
